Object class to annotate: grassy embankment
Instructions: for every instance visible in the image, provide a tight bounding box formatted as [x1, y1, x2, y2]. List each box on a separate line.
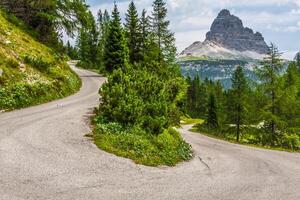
[0, 11, 81, 111]
[188, 119, 300, 152]
[92, 122, 193, 167]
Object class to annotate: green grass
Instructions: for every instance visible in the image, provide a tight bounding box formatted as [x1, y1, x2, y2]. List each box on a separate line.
[180, 116, 204, 125]
[0, 11, 81, 110]
[92, 121, 193, 167]
[190, 126, 300, 153]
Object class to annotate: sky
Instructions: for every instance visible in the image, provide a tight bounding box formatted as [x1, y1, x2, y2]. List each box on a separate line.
[86, 0, 300, 60]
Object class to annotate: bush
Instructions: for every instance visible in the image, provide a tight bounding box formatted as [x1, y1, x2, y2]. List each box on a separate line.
[99, 66, 186, 135]
[281, 133, 300, 150]
[22, 54, 51, 71]
[93, 124, 192, 166]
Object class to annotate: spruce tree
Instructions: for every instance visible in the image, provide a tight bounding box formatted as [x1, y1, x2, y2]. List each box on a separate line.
[125, 1, 142, 64]
[140, 9, 151, 61]
[87, 11, 99, 66]
[207, 93, 219, 129]
[96, 9, 111, 70]
[256, 43, 284, 143]
[77, 27, 90, 63]
[151, 0, 176, 63]
[66, 41, 78, 59]
[97, 9, 103, 27]
[295, 51, 300, 71]
[103, 3, 127, 72]
[230, 66, 248, 142]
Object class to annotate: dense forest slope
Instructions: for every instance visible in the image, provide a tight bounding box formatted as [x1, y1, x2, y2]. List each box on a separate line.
[0, 11, 81, 110]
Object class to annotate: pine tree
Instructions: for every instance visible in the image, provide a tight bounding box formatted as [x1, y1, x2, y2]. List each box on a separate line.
[125, 1, 142, 64]
[230, 66, 248, 142]
[198, 82, 208, 117]
[96, 9, 110, 70]
[75, 10, 99, 68]
[97, 9, 103, 27]
[77, 27, 90, 63]
[256, 43, 284, 143]
[87, 11, 99, 66]
[66, 41, 78, 59]
[295, 51, 300, 71]
[151, 0, 176, 63]
[207, 93, 219, 129]
[140, 9, 151, 61]
[103, 3, 127, 72]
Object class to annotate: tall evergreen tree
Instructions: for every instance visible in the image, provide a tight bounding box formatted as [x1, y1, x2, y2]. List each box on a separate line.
[88, 11, 99, 65]
[229, 66, 248, 142]
[256, 43, 284, 143]
[207, 93, 219, 129]
[96, 9, 110, 70]
[295, 51, 300, 71]
[76, 10, 99, 68]
[103, 3, 127, 72]
[151, 0, 176, 63]
[140, 9, 151, 61]
[125, 1, 142, 64]
[66, 41, 78, 59]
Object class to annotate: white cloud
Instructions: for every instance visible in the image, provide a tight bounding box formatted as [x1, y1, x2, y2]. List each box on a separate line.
[88, 0, 300, 56]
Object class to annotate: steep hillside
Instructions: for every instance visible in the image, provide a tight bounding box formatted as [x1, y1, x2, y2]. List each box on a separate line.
[0, 11, 81, 110]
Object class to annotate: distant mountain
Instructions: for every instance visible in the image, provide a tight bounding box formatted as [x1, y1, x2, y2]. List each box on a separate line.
[180, 9, 268, 61]
[179, 9, 270, 88]
[295, 51, 300, 61]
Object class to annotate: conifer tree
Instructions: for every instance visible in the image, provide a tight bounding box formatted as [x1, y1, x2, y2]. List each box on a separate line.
[140, 9, 151, 61]
[207, 93, 219, 129]
[76, 10, 99, 68]
[256, 43, 284, 142]
[96, 9, 111, 70]
[295, 51, 300, 71]
[230, 66, 248, 142]
[97, 9, 103, 27]
[88, 11, 99, 66]
[66, 41, 78, 59]
[125, 1, 142, 64]
[151, 0, 176, 63]
[77, 27, 90, 62]
[103, 3, 127, 72]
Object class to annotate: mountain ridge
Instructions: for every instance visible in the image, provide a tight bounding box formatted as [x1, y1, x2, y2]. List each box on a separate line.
[180, 9, 269, 61]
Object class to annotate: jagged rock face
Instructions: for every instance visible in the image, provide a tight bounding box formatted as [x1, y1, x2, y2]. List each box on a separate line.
[205, 9, 269, 54]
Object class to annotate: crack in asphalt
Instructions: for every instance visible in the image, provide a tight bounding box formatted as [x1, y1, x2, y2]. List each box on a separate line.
[198, 156, 211, 170]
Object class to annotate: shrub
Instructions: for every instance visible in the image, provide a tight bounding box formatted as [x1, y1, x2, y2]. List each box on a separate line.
[281, 133, 300, 150]
[22, 54, 51, 71]
[93, 125, 192, 166]
[99, 65, 186, 135]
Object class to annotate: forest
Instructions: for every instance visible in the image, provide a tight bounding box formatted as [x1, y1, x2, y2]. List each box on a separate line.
[186, 45, 300, 150]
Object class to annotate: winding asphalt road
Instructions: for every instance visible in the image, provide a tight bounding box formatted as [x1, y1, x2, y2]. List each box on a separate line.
[0, 63, 300, 200]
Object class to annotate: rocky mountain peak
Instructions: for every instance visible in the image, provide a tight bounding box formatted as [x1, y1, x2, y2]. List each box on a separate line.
[205, 9, 269, 54]
[218, 9, 231, 17]
[295, 51, 300, 61]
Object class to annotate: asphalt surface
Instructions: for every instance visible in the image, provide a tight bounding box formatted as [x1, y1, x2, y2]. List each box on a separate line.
[0, 63, 300, 200]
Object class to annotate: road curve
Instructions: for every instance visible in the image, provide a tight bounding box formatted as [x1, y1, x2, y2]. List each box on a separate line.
[1, 64, 300, 200]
